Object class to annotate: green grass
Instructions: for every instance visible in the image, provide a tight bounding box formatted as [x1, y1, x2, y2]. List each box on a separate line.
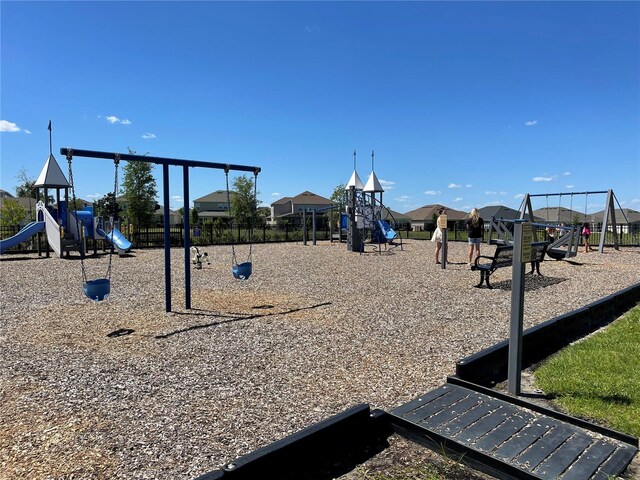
[350, 460, 478, 480]
[534, 305, 640, 437]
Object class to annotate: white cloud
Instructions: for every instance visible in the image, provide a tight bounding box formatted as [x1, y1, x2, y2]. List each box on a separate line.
[466, 184, 473, 188]
[525, 120, 538, 126]
[562, 171, 571, 176]
[565, 185, 574, 189]
[172, 195, 183, 201]
[514, 193, 525, 199]
[0, 120, 21, 132]
[485, 191, 497, 195]
[395, 195, 411, 203]
[271, 192, 281, 197]
[448, 183, 461, 189]
[102, 115, 132, 125]
[454, 197, 463, 202]
[533, 176, 554, 182]
[631, 198, 640, 204]
[24, 129, 32, 134]
[379, 179, 395, 190]
[424, 190, 440, 195]
[86, 193, 103, 199]
[142, 133, 157, 140]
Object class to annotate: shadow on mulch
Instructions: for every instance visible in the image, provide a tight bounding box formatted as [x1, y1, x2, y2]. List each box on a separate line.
[489, 276, 568, 292]
[153, 302, 332, 339]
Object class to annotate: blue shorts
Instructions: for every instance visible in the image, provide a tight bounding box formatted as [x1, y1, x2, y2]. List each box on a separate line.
[468, 237, 481, 245]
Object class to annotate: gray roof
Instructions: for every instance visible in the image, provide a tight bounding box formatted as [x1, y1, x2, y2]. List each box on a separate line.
[478, 205, 521, 221]
[272, 191, 332, 207]
[290, 191, 332, 205]
[532, 207, 585, 224]
[0, 189, 14, 198]
[403, 204, 468, 222]
[193, 190, 235, 203]
[590, 208, 640, 224]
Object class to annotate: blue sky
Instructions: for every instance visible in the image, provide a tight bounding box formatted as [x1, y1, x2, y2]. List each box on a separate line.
[1, 1, 639, 215]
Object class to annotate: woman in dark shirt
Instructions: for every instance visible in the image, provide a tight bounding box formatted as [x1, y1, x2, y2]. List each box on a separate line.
[466, 208, 484, 266]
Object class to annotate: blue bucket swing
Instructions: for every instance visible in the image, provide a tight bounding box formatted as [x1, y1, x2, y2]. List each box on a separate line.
[232, 258, 252, 281]
[225, 166, 258, 281]
[83, 278, 111, 301]
[67, 150, 119, 301]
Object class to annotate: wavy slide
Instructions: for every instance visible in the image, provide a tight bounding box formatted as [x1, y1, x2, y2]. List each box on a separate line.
[96, 227, 132, 254]
[0, 221, 46, 254]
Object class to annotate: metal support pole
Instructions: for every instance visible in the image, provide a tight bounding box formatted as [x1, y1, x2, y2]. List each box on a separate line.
[183, 166, 191, 310]
[329, 206, 334, 242]
[312, 209, 317, 245]
[441, 228, 447, 269]
[508, 220, 528, 396]
[302, 209, 307, 245]
[163, 164, 172, 313]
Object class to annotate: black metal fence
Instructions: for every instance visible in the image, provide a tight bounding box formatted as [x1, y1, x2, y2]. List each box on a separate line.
[1, 222, 637, 254]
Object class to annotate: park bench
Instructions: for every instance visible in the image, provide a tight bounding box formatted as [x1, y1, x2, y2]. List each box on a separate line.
[471, 242, 548, 289]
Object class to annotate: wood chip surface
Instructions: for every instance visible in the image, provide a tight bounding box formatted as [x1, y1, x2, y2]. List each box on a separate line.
[1, 240, 638, 479]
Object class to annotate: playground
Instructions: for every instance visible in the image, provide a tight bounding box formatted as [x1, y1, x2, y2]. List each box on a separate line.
[1, 239, 639, 479]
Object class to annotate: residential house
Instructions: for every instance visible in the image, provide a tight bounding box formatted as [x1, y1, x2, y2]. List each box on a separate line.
[532, 207, 584, 225]
[193, 190, 235, 221]
[270, 191, 333, 226]
[478, 205, 522, 222]
[403, 204, 468, 231]
[590, 208, 640, 234]
[154, 205, 182, 226]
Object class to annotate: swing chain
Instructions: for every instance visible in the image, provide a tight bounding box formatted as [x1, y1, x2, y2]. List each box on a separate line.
[105, 156, 120, 280]
[67, 152, 88, 283]
[224, 167, 238, 266]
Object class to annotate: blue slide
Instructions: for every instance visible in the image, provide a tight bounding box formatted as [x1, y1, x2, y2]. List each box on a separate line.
[0, 221, 46, 254]
[96, 227, 132, 253]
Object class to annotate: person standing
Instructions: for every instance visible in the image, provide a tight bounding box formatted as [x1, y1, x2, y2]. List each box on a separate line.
[431, 208, 447, 264]
[466, 208, 484, 266]
[581, 222, 591, 252]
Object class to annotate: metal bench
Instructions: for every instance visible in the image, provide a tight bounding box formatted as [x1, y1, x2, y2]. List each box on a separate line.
[471, 242, 548, 289]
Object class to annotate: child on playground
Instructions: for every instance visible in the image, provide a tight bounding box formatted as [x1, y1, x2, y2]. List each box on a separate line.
[581, 222, 591, 252]
[465, 208, 484, 267]
[431, 208, 447, 264]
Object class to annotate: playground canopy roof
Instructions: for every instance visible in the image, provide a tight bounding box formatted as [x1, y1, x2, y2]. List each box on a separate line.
[346, 170, 364, 190]
[363, 171, 384, 193]
[35, 154, 70, 188]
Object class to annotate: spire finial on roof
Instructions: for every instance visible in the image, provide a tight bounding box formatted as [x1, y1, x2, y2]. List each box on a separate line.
[48, 120, 52, 155]
[371, 150, 374, 171]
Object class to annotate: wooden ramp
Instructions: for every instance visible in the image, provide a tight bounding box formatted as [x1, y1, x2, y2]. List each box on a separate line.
[389, 382, 637, 480]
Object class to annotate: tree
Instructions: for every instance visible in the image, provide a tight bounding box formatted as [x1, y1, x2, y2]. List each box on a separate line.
[329, 184, 346, 227]
[190, 208, 199, 226]
[15, 169, 38, 199]
[0, 199, 27, 227]
[94, 192, 120, 219]
[121, 149, 157, 227]
[231, 175, 259, 226]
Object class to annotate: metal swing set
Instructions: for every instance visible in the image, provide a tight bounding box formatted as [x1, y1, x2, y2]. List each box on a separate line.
[519, 189, 625, 256]
[487, 189, 626, 258]
[61, 147, 261, 312]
